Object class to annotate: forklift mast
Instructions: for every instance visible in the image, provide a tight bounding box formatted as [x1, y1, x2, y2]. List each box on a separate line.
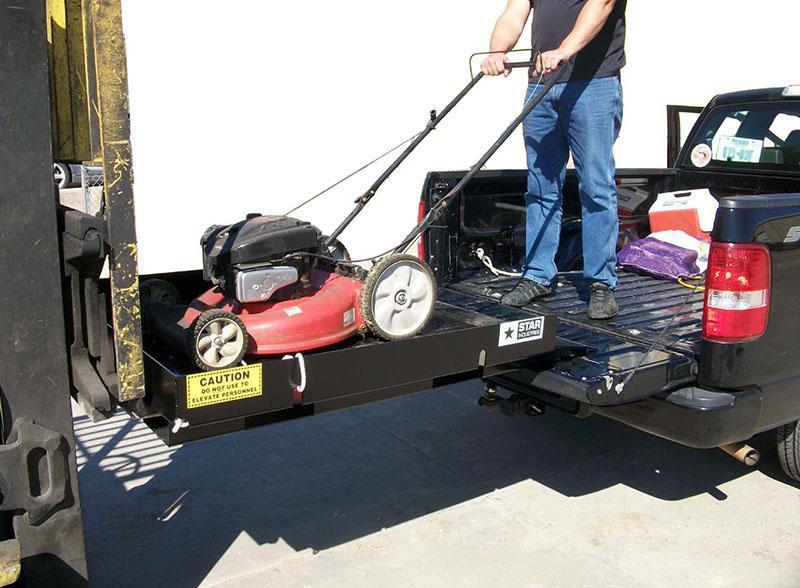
[0, 0, 144, 584]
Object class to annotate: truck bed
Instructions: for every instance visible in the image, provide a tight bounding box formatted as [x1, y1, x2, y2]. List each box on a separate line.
[449, 270, 704, 355]
[444, 270, 703, 407]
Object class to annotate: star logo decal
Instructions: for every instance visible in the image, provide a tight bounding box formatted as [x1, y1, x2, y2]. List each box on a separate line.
[505, 327, 515, 340]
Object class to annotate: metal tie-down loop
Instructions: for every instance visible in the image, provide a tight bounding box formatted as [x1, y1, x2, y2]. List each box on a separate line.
[282, 353, 307, 404]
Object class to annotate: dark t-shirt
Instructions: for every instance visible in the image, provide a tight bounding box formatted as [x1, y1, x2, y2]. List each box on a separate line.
[530, 0, 626, 83]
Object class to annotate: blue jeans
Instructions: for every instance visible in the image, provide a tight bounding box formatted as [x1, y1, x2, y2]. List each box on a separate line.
[522, 76, 623, 288]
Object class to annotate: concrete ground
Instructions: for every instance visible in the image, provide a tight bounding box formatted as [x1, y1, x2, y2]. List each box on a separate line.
[75, 381, 800, 588]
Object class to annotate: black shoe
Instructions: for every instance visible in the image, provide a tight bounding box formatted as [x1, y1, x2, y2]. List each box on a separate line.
[500, 279, 552, 307]
[588, 283, 618, 320]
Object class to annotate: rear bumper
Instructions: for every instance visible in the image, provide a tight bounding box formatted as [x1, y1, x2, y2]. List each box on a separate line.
[591, 386, 762, 449]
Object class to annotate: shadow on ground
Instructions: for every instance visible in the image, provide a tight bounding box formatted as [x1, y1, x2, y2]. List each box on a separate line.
[75, 380, 795, 587]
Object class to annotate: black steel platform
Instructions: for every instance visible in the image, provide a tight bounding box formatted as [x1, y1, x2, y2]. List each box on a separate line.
[446, 271, 703, 407]
[135, 286, 556, 445]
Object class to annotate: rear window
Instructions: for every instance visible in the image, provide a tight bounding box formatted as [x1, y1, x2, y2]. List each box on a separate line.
[461, 192, 525, 234]
[682, 101, 800, 173]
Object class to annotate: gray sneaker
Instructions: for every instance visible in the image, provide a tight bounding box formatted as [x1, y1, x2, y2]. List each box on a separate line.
[588, 283, 618, 320]
[500, 279, 552, 307]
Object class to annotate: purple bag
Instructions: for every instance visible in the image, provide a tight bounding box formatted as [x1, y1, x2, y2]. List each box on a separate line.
[617, 237, 700, 280]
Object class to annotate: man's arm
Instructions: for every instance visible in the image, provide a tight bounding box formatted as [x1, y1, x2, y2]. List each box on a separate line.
[535, 0, 617, 76]
[480, 0, 532, 77]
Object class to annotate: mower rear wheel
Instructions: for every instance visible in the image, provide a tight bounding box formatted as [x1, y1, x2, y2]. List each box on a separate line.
[141, 279, 181, 306]
[189, 309, 249, 371]
[140, 279, 181, 331]
[361, 254, 436, 341]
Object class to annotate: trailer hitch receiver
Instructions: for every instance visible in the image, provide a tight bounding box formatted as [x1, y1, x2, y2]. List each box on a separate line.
[480, 384, 545, 417]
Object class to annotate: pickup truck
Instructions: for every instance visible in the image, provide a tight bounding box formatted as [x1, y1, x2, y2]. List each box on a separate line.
[131, 85, 800, 483]
[418, 85, 800, 482]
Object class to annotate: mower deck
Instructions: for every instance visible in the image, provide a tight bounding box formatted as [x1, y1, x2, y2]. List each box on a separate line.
[135, 274, 556, 445]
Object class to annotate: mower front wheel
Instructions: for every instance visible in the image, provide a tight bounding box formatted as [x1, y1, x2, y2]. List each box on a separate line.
[361, 254, 436, 341]
[188, 309, 249, 371]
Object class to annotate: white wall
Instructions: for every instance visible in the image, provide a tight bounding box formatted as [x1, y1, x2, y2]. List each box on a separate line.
[122, 0, 799, 274]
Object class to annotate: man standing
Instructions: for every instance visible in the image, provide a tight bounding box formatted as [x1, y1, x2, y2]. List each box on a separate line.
[481, 0, 626, 319]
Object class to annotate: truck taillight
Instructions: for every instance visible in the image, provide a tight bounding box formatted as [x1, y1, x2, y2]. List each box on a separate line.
[702, 242, 771, 343]
[417, 200, 428, 260]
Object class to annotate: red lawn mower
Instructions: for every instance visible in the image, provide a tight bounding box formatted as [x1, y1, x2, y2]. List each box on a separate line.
[143, 57, 566, 371]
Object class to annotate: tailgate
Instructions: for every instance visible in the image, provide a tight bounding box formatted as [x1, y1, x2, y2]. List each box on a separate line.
[444, 271, 702, 406]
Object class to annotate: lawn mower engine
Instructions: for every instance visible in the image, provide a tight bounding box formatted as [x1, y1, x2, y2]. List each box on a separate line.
[201, 214, 323, 305]
[151, 214, 437, 372]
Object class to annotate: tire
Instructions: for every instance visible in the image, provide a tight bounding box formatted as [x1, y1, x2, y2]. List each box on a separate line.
[53, 162, 71, 189]
[361, 254, 436, 341]
[141, 279, 181, 306]
[777, 420, 800, 482]
[187, 309, 249, 371]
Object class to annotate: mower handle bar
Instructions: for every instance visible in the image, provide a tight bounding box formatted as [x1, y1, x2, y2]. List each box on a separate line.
[394, 63, 570, 253]
[322, 60, 544, 249]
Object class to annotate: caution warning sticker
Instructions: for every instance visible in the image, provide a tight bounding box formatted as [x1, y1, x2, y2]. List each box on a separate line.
[186, 364, 263, 410]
